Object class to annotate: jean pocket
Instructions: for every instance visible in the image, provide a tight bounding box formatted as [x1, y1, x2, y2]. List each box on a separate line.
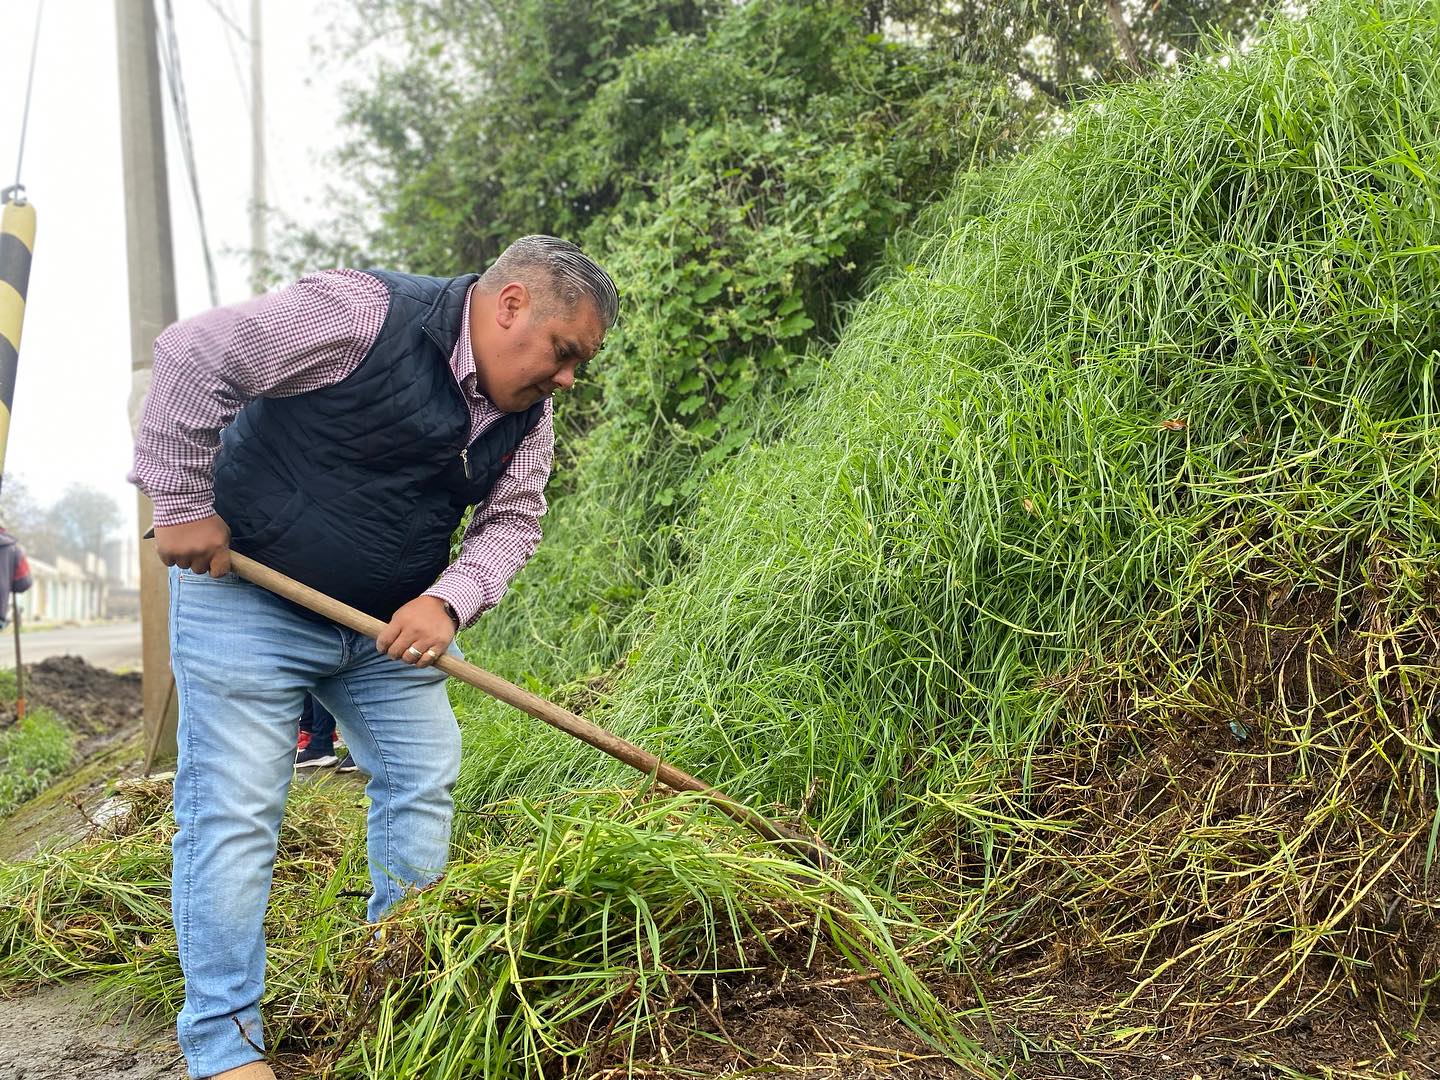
[178, 568, 243, 585]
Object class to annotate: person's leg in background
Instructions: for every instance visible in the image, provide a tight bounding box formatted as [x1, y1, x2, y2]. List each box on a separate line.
[169, 568, 345, 1078]
[294, 694, 339, 769]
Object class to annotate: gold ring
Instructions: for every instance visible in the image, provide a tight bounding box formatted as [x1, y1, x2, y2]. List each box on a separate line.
[404, 645, 423, 657]
[423, 649, 439, 660]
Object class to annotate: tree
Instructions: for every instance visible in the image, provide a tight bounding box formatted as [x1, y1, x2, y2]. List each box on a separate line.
[285, 0, 723, 275]
[0, 475, 62, 562]
[0, 475, 41, 538]
[884, 0, 1273, 104]
[45, 485, 122, 564]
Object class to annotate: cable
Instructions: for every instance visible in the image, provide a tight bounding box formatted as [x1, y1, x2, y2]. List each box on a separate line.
[157, 0, 219, 305]
[5, 0, 45, 204]
[156, 0, 221, 306]
[208, 0, 282, 239]
[200, 0, 249, 42]
[217, 3, 253, 114]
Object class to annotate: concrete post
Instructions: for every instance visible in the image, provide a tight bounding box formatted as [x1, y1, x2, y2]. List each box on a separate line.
[115, 0, 180, 768]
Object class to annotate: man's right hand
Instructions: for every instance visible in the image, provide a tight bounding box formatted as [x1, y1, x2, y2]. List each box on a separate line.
[154, 514, 233, 578]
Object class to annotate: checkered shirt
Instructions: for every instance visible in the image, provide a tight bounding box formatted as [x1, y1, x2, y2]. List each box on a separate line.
[128, 269, 554, 627]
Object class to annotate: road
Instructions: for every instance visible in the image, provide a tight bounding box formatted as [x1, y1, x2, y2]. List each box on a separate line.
[0, 621, 143, 672]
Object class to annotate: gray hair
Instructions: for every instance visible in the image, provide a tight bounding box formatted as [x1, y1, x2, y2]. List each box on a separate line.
[479, 235, 619, 328]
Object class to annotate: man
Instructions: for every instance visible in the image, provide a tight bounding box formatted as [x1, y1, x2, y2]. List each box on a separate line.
[129, 236, 618, 1080]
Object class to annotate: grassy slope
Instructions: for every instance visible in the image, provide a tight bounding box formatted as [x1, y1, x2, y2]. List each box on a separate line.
[2, 0, 1438, 1074]
[458, 0, 1440, 1020]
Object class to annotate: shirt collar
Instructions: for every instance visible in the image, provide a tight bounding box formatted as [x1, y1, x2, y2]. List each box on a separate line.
[451, 281, 481, 391]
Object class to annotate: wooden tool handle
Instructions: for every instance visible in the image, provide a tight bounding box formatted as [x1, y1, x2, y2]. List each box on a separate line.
[226, 551, 829, 868]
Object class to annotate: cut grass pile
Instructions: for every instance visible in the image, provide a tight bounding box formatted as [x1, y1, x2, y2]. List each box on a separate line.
[1, 0, 1438, 1073]
[0, 781, 972, 1075]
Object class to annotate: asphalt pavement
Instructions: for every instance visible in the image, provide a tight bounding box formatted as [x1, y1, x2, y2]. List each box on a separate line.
[0, 620, 143, 672]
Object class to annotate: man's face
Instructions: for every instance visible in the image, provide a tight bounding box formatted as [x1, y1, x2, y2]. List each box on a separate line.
[471, 282, 606, 413]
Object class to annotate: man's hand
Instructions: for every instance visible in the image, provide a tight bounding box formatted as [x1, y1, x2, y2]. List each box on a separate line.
[376, 595, 458, 667]
[154, 515, 232, 578]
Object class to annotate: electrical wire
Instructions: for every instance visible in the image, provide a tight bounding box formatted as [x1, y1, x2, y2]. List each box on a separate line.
[5, 0, 45, 203]
[200, 0, 249, 42]
[208, 0, 282, 235]
[156, 0, 221, 306]
[217, 4, 254, 114]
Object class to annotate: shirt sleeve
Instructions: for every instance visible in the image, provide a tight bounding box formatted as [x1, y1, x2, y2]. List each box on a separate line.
[128, 269, 389, 527]
[424, 401, 555, 627]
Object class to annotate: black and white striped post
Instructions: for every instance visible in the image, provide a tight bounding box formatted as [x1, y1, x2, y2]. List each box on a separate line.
[0, 187, 33, 722]
[0, 188, 34, 492]
[4, 4, 43, 722]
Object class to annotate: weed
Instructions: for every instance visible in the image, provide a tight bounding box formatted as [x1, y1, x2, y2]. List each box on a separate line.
[0, 708, 71, 818]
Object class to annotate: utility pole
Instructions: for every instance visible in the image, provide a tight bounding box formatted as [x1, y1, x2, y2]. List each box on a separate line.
[249, 0, 266, 294]
[115, 0, 180, 768]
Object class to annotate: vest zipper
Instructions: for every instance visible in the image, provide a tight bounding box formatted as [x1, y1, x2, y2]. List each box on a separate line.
[460, 447, 473, 480]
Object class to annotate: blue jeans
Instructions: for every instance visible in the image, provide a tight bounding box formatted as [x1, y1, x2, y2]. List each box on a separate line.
[167, 567, 461, 1077]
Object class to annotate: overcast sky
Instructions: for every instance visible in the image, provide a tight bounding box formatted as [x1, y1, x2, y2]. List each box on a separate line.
[0, 0, 363, 537]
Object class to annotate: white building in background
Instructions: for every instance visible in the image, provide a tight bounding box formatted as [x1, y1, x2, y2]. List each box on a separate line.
[101, 535, 140, 590]
[15, 554, 109, 624]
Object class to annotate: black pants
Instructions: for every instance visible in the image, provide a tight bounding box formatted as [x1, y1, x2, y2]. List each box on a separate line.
[299, 694, 338, 750]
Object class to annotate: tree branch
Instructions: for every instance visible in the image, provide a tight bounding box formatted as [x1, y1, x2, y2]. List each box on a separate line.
[1106, 0, 1143, 72]
[1016, 65, 1093, 105]
[1017, 64, 1066, 103]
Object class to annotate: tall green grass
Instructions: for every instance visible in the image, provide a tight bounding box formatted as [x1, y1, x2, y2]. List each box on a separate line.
[0, 708, 71, 818]
[345, 798, 976, 1077]
[456, 0, 1440, 1014]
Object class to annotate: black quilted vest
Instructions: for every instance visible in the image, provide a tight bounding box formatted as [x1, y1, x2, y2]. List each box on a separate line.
[212, 270, 546, 620]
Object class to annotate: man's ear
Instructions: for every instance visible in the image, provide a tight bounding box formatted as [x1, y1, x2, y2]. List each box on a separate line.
[495, 282, 528, 329]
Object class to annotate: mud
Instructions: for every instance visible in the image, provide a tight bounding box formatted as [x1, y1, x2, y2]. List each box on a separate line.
[11, 655, 143, 748]
[0, 656, 150, 862]
[624, 962, 1440, 1079]
[0, 982, 185, 1080]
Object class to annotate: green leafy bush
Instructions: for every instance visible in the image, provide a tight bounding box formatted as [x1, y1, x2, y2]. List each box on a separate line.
[326, 0, 721, 273]
[578, 5, 1013, 454]
[452, 1, 1020, 701]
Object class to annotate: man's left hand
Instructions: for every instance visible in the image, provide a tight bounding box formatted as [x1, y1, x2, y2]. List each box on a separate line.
[376, 596, 458, 667]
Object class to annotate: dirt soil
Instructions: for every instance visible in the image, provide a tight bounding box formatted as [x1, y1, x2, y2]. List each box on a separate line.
[0, 658, 174, 1079]
[610, 965, 1440, 1079]
[11, 655, 144, 749]
[0, 982, 185, 1080]
[589, 915, 1440, 1080]
[0, 656, 150, 862]
[969, 972, 1440, 1080]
